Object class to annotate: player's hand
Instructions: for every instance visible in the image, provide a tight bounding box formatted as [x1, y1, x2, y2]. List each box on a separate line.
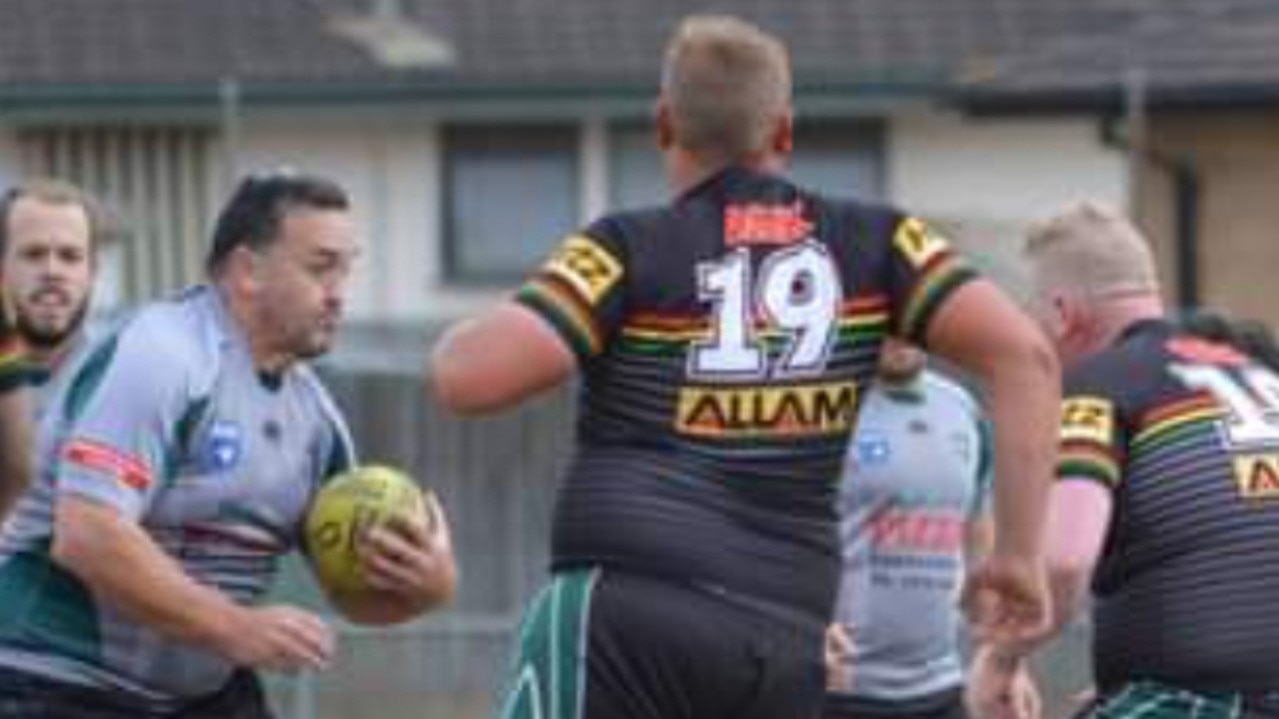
[218, 605, 334, 672]
[358, 496, 457, 612]
[964, 647, 1042, 719]
[824, 623, 856, 692]
[962, 551, 1051, 645]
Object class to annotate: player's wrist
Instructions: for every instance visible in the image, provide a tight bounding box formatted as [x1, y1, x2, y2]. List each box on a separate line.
[980, 643, 1028, 673]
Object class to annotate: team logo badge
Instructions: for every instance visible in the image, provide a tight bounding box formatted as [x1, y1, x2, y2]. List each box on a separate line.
[892, 217, 951, 269]
[1061, 396, 1115, 445]
[202, 420, 244, 473]
[856, 431, 892, 467]
[542, 235, 622, 305]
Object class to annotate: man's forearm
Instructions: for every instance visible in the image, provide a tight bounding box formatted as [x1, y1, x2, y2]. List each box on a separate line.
[53, 497, 248, 652]
[986, 353, 1060, 558]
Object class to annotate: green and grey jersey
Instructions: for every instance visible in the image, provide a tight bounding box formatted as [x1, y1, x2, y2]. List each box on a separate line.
[829, 370, 991, 701]
[0, 284, 354, 709]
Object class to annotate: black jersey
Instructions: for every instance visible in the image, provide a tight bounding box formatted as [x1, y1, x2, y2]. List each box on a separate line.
[1058, 319, 1279, 692]
[515, 167, 977, 620]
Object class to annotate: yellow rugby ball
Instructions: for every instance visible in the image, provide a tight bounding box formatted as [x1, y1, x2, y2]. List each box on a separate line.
[304, 464, 433, 595]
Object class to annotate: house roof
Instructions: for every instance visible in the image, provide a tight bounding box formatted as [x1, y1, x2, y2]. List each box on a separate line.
[0, 0, 1272, 112]
[956, 0, 1279, 112]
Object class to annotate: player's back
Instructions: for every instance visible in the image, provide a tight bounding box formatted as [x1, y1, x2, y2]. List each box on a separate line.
[524, 167, 976, 620]
[1064, 320, 1279, 692]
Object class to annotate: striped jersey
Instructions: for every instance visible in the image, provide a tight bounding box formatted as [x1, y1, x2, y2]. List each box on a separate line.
[1058, 319, 1279, 692]
[830, 370, 991, 701]
[516, 167, 978, 621]
[0, 285, 354, 708]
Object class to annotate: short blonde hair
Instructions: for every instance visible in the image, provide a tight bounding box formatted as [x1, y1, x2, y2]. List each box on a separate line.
[1023, 201, 1159, 297]
[660, 15, 791, 162]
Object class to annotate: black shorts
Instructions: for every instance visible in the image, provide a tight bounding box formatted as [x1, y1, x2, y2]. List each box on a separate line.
[0, 666, 272, 719]
[497, 567, 827, 719]
[823, 687, 968, 719]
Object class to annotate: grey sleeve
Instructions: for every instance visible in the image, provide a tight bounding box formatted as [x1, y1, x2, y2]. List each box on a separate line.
[54, 318, 194, 521]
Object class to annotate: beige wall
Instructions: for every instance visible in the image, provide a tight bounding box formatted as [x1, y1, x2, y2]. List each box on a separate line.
[890, 111, 1126, 294]
[235, 117, 442, 322]
[1137, 111, 1279, 323]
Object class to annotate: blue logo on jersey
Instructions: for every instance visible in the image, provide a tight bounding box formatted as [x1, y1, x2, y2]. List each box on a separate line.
[856, 432, 892, 467]
[202, 420, 243, 473]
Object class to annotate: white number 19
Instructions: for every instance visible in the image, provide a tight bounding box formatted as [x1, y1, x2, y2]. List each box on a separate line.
[689, 241, 842, 379]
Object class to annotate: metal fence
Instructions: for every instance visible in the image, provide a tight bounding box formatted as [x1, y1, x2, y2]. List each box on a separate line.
[264, 359, 1093, 719]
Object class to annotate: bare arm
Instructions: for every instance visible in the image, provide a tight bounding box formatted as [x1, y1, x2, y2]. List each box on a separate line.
[925, 279, 1060, 564]
[964, 515, 994, 565]
[1040, 480, 1111, 637]
[53, 495, 333, 670]
[430, 303, 576, 415]
[923, 279, 1060, 641]
[0, 387, 32, 521]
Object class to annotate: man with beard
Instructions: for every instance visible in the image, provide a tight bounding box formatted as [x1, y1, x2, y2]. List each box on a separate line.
[0, 170, 456, 718]
[0, 180, 102, 418]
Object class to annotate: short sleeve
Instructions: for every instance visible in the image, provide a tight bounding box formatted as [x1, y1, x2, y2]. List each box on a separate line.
[1058, 370, 1128, 492]
[514, 220, 628, 364]
[52, 321, 194, 520]
[968, 415, 994, 518]
[884, 216, 981, 345]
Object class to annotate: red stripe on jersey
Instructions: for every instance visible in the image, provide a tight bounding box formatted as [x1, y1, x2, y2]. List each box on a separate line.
[63, 439, 153, 491]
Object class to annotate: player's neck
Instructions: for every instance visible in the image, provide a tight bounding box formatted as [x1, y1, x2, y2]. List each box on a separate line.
[219, 283, 295, 376]
[666, 148, 786, 197]
[1094, 295, 1166, 350]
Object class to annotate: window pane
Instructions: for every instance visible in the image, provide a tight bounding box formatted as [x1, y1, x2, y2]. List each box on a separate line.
[791, 121, 884, 199]
[444, 126, 578, 282]
[609, 125, 666, 211]
[609, 121, 884, 211]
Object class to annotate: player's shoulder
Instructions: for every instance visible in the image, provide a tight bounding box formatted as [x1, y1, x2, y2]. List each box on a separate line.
[108, 286, 221, 368]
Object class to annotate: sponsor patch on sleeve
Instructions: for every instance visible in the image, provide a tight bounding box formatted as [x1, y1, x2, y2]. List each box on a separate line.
[62, 438, 153, 491]
[1060, 396, 1116, 445]
[541, 235, 623, 305]
[892, 217, 952, 269]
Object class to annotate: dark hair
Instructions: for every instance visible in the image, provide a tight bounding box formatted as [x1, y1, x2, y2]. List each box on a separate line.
[205, 170, 350, 276]
[1180, 310, 1279, 373]
[0, 178, 106, 259]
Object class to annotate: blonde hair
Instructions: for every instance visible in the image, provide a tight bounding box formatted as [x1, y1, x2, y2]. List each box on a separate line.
[1023, 201, 1159, 298]
[660, 15, 791, 162]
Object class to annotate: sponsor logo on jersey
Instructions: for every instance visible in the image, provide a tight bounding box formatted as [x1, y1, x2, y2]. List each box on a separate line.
[868, 508, 965, 552]
[724, 201, 813, 247]
[675, 380, 858, 438]
[1167, 337, 1249, 366]
[1234, 453, 1279, 499]
[63, 438, 152, 491]
[1061, 396, 1115, 445]
[202, 420, 244, 473]
[892, 217, 950, 269]
[542, 235, 622, 305]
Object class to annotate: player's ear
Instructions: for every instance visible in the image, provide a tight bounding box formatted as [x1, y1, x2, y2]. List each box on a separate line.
[655, 98, 676, 151]
[771, 109, 794, 155]
[227, 245, 265, 296]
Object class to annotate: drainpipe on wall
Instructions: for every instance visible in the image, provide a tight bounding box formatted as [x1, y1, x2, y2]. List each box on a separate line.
[1100, 117, 1202, 312]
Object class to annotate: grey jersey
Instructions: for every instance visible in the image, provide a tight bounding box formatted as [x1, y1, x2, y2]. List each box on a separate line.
[0, 285, 354, 708]
[830, 370, 991, 701]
